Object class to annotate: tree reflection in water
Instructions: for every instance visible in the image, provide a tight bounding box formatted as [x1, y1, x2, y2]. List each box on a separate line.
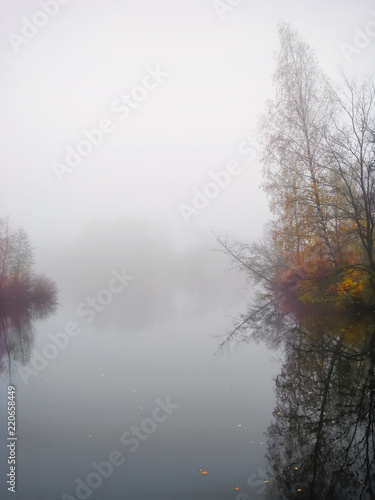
[223, 300, 375, 499]
[0, 301, 57, 384]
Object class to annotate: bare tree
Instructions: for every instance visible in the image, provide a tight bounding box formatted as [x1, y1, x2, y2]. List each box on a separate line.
[258, 23, 375, 299]
[325, 77, 375, 289]
[0, 217, 14, 289]
[260, 23, 338, 268]
[8, 227, 34, 283]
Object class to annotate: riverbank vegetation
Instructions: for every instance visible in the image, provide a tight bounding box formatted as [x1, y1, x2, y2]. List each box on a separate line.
[220, 24, 375, 318]
[0, 217, 57, 308]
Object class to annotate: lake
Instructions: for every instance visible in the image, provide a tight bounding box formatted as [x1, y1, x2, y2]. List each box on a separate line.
[0, 227, 281, 500]
[0, 223, 374, 499]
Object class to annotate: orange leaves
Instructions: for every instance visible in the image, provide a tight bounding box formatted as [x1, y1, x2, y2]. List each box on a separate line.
[275, 237, 374, 308]
[336, 274, 363, 297]
[331, 269, 369, 306]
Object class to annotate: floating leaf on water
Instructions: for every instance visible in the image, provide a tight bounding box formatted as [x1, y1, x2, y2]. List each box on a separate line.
[199, 469, 208, 475]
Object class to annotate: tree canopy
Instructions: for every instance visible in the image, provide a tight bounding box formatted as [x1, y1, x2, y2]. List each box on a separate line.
[0, 217, 57, 307]
[224, 23, 375, 311]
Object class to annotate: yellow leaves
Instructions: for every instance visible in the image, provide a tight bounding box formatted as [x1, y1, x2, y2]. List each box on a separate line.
[358, 218, 367, 230]
[278, 243, 374, 308]
[336, 275, 363, 297]
[332, 269, 369, 306]
[199, 469, 208, 475]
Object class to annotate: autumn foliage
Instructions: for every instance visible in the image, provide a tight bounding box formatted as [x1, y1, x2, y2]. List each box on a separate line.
[255, 24, 375, 310]
[275, 245, 372, 309]
[0, 217, 58, 307]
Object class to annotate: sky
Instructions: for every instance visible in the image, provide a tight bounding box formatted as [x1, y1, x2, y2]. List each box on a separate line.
[1, 0, 375, 266]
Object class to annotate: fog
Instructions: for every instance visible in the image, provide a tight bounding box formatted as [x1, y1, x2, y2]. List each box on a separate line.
[36, 217, 249, 330]
[1, 2, 375, 499]
[1, 0, 374, 259]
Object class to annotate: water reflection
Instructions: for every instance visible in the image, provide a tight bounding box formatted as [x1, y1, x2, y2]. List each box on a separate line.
[0, 302, 57, 383]
[226, 302, 375, 499]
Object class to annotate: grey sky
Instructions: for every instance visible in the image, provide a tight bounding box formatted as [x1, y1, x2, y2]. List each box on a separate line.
[1, 0, 374, 258]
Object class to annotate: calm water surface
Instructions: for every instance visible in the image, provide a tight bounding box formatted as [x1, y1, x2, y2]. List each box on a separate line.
[0, 244, 281, 500]
[1, 228, 374, 499]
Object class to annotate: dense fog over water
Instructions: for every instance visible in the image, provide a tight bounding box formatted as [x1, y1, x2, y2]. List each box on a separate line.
[37, 218, 249, 329]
